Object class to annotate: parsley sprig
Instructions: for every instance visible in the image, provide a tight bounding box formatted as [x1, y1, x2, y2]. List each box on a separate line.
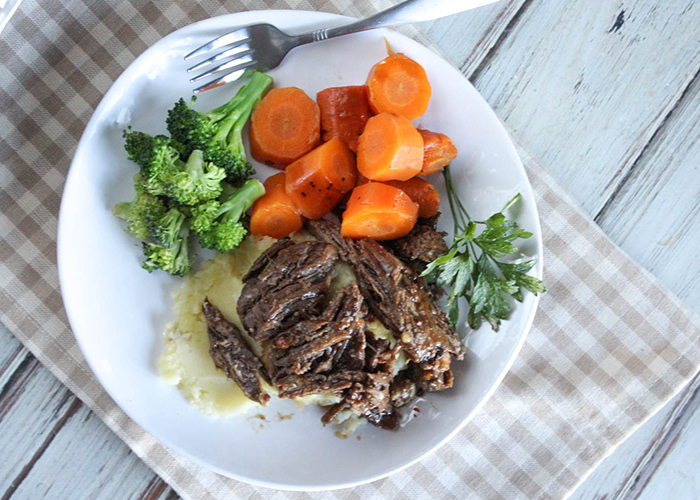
[422, 166, 546, 331]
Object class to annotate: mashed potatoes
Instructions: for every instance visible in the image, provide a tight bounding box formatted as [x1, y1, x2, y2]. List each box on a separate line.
[159, 233, 402, 428]
[159, 236, 275, 417]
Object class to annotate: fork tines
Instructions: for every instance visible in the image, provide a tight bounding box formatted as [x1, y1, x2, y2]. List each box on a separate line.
[185, 27, 256, 93]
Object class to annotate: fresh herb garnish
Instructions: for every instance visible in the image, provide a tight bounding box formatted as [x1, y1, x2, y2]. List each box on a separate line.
[422, 165, 546, 331]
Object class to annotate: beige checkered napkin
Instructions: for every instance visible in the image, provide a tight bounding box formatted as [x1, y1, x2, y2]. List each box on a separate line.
[1, 1, 699, 499]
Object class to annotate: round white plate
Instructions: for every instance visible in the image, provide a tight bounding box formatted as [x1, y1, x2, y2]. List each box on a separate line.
[58, 10, 542, 491]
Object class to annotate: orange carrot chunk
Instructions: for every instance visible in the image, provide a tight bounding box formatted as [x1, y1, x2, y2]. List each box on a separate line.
[285, 138, 357, 219]
[250, 173, 304, 239]
[249, 87, 320, 169]
[341, 182, 419, 241]
[366, 53, 432, 121]
[357, 112, 423, 182]
[317, 86, 371, 153]
[386, 177, 441, 219]
[418, 129, 458, 176]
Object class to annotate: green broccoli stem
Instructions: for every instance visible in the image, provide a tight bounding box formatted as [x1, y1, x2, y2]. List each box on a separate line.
[217, 179, 265, 223]
[158, 208, 187, 246]
[206, 72, 273, 156]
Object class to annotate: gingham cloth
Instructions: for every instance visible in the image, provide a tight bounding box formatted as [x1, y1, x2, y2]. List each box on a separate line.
[1, 1, 699, 499]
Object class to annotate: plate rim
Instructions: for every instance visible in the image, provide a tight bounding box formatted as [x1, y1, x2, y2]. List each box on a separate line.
[57, 9, 542, 491]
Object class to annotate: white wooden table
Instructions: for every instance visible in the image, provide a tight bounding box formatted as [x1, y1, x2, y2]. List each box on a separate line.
[1, 1, 699, 498]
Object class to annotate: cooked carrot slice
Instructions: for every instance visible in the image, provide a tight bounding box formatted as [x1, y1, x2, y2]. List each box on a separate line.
[317, 86, 371, 153]
[366, 53, 432, 121]
[386, 177, 441, 218]
[250, 173, 303, 239]
[285, 139, 357, 219]
[418, 129, 458, 176]
[249, 87, 320, 169]
[356, 112, 423, 182]
[341, 182, 418, 241]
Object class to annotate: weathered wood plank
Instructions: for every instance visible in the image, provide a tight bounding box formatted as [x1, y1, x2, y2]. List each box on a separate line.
[570, 61, 700, 500]
[569, 373, 700, 500]
[0, 317, 171, 499]
[422, 0, 530, 77]
[636, 375, 700, 499]
[469, 0, 700, 216]
[0, 354, 78, 497]
[9, 402, 174, 500]
[595, 69, 700, 313]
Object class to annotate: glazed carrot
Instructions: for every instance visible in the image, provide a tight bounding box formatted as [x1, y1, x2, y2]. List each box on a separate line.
[386, 177, 441, 219]
[366, 53, 432, 121]
[341, 182, 418, 241]
[317, 86, 371, 153]
[285, 139, 357, 219]
[249, 87, 320, 169]
[356, 112, 423, 182]
[250, 173, 304, 239]
[418, 129, 458, 176]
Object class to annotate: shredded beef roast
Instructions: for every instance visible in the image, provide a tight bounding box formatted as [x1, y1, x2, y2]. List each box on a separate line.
[238, 239, 338, 342]
[275, 370, 366, 399]
[202, 299, 270, 405]
[267, 282, 367, 383]
[384, 224, 449, 275]
[305, 219, 465, 392]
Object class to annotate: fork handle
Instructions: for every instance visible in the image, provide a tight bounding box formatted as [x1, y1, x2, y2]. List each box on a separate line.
[298, 0, 500, 43]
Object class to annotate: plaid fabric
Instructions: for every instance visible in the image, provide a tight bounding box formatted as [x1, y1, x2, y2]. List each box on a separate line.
[1, 1, 699, 499]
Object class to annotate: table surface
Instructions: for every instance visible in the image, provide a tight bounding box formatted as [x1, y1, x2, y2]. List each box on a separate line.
[2, 1, 700, 499]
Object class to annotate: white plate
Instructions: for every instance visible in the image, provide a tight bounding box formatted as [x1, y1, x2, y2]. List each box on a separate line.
[58, 10, 542, 491]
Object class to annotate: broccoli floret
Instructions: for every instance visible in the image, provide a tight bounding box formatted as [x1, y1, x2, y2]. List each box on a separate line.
[122, 128, 185, 196]
[142, 208, 192, 276]
[166, 71, 273, 183]
[113, 182, 167, 240]
[166, 150, 226, 206]
[193, 179, 265, 253]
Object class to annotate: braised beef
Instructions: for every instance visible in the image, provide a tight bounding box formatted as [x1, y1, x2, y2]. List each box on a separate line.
[267, 283, 367, 382]
[305, 219, 465, 391]
[276, 370, 366, 398]
[390, 373, 418, 408]
[365, 332, 393, 372]
[319, 372, 397, 429]
[203, 299, 270, 405]
[384, 224, 449, 274]
[238, 239, 338, 342]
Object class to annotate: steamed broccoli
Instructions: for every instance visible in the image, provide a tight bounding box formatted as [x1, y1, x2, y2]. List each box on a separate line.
[112, 181, 167, 240]
[192, 179, 265, 253]
[122, 129, 185, 196]
[142, 207, 192, 276]
[166, 149, 226, 206]
[166, 71, 273, 183]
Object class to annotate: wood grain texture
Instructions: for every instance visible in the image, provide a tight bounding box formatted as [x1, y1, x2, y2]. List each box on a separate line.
[466, 0, 700, 216]
[595, 69, 700, 312]
[0, 323, 174, 500]
[637, 374, 700, 499]
[10, 404, 175, 500]
[422, 0, 529, 77]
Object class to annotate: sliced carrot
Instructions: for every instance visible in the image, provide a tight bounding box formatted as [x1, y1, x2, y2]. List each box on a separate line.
[357, 112, 423, 182]
[250, 173, 304, 239]
[418, 129, 458, 176]
[341, 182, 418, 241]
[356, 171, 370, 185]
[386, 177, 441, 219]
[366, 53, 431, 121]
[249, 87, 320, 169]
[285, 139, 357, 219]
[317, 86, 371, 153]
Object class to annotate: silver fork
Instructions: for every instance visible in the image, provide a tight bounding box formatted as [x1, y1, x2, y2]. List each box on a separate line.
[185, 0, 500, 94]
